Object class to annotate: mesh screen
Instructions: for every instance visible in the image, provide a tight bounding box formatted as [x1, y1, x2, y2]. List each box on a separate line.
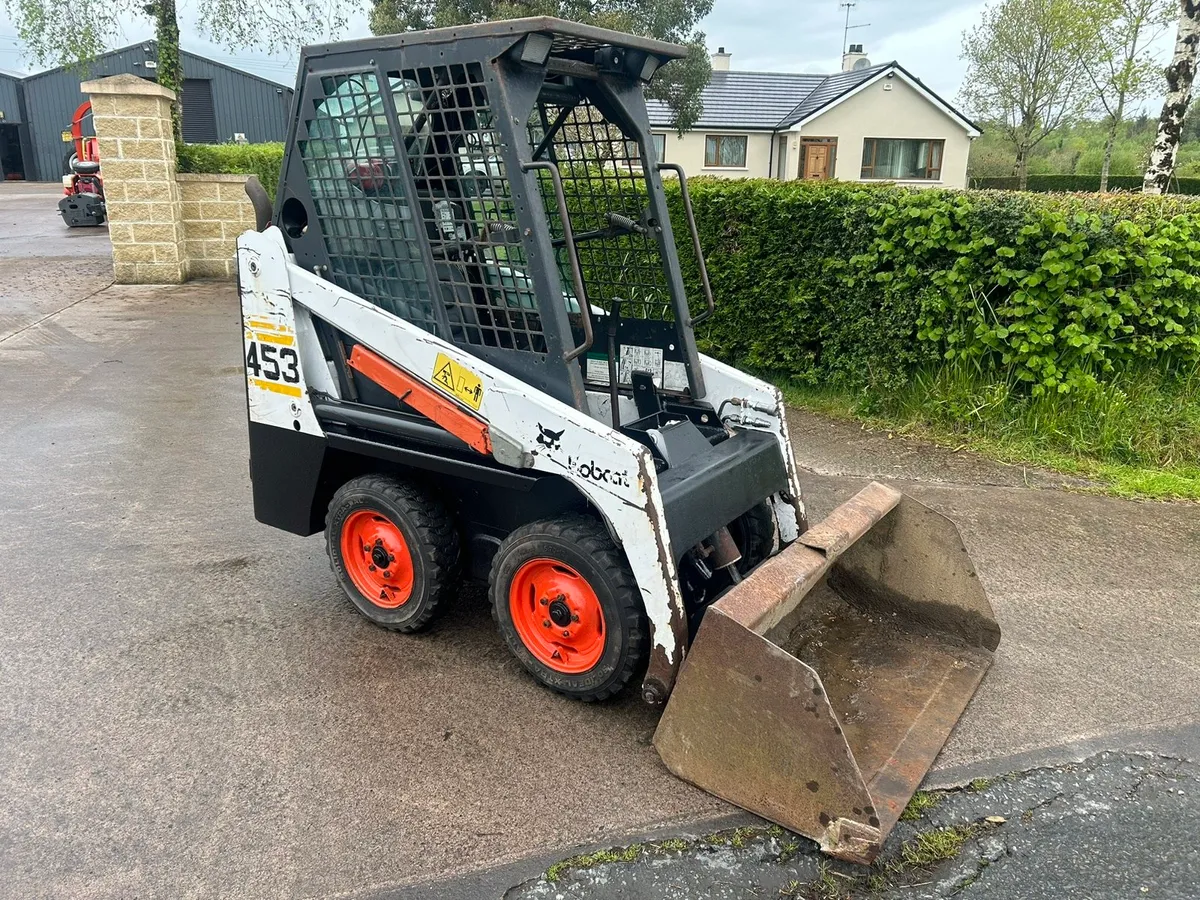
[391, 64, 548, 355]
[529, 99, 673, 321]
[299, 72, 438, 332]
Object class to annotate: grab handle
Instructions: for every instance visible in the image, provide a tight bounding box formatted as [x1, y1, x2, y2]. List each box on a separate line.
[523, 161, 594, 362]
[658, 162, 715, 326]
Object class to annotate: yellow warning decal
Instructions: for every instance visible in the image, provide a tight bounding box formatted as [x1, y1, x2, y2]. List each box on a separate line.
[431, 352, 484, 410]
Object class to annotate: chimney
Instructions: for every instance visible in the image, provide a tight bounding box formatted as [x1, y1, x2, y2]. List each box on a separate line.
[842, 44, 870, 72]
[711, 46, 732, 71]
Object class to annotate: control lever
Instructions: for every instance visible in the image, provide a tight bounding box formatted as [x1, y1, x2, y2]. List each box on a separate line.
[606, 298, 624, 429]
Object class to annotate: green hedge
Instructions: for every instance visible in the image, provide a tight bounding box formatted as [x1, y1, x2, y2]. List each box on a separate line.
[170, 145, 1200, 395]
[177, 142, 285, 200]
[969, 174, 1200, 194]
[666, 179, 1200, 394]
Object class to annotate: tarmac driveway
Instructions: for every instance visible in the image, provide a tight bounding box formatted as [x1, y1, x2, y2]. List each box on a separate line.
[0, 198, 1197, 898]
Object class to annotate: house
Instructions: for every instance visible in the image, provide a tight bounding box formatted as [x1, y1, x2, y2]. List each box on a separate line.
[647, 45, 980, 188]
[0, 43, 293, 182]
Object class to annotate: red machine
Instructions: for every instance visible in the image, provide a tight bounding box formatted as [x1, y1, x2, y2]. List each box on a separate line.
[59, 100, 106, 228]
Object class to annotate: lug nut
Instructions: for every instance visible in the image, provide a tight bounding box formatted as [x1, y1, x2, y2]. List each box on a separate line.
[570, 613, 579, 622]
[383, 571, 391, 578]
[562, 630, 570, 637]
[369, 565, 376, 571]
[543, 619, 551, 627]
[540, 598, 548, 606]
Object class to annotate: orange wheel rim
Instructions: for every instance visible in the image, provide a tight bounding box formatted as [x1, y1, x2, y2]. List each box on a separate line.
[341, 509, 415, 608]
[509, 558, 606, 674]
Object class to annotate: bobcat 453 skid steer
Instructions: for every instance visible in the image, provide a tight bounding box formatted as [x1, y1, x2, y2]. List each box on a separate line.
[236, 18, 1001, 863]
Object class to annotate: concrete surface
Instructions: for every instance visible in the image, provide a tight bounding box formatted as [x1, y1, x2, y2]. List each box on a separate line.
[505, 751, 1200, 900]
[0, 205, 1197, 898]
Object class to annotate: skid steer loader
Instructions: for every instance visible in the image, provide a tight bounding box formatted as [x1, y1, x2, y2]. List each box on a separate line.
[236, 17, 1000, 863]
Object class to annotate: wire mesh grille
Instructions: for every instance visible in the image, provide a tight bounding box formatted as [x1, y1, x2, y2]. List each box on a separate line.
[298, 72, 438, 332]
[529, 99, 674, 321]
[391, 64, 547, 355]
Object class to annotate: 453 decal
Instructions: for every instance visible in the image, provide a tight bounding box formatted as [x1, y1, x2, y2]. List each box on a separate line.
[246, 340, 299, 383]
[244, 321, 302, 397]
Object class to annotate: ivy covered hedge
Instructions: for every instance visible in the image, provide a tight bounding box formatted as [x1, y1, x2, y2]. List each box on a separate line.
[969, 174, 1200, 194]
[177, 142, 285, 200]
[665, 179, 1200, 394]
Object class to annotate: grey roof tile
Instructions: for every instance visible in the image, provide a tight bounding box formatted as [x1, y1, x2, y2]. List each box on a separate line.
[777, 62, 892, 126]
[647, 69, 825, 129]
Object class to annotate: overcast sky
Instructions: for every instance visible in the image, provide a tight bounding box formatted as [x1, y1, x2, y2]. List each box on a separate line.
[0, 0, 1173, 113]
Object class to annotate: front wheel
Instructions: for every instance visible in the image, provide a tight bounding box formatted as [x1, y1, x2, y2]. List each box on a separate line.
[490, 516, 648, 702]
[326, 474, 459, 632]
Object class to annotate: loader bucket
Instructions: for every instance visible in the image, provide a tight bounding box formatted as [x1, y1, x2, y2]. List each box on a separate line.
[653, 482, 1000, 864]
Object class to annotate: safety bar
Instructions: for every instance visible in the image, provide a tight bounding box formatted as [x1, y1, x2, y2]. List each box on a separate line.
[524, 161, 594, 361]
[657, 162, 716, 326]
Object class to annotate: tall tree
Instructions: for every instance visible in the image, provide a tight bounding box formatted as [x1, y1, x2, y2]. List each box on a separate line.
[4, 0, 347, 140]
[959, 0, 1109, 189]
[368, 0, 713, 132]
[1083, 0, 1172, 191]
[1143, 1, 1200, 192]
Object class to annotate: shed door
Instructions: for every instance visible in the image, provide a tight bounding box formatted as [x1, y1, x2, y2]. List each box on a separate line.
[182, 79, 219, 143]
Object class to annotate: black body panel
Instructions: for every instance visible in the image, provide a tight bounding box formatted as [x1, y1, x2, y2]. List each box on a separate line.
[248, 421, 329, 535]
[658, 428, 788, 562]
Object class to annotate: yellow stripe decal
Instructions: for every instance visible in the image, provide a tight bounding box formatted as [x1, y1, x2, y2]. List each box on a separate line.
[247, 330, 295, 346]
[250, 377, 302, 397]
[246, 317, 287, 332]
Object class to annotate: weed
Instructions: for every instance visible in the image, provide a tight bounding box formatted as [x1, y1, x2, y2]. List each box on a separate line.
[545, 844, 642, 882]
[809, 861, 848, 900]
[969, 778, 994, 792]
[900, 790, 942, 822]
[896, 824, 980, 868]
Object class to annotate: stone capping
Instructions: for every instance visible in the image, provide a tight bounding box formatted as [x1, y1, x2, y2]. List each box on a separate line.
[81, 73, 176, 101]
[176, 173, 252, 183]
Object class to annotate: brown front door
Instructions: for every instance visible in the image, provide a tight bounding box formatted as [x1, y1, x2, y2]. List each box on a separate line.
[804, 143, 831, 179]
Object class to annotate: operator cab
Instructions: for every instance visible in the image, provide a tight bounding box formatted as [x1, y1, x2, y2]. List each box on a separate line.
[273, 18, 717, 460]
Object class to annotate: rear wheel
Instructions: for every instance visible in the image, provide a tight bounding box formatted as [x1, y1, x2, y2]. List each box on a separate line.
[490, 516, 648, 702]
[327, 474, 459, 632]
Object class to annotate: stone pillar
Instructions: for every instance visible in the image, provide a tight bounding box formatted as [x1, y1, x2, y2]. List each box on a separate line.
[81, 74, 187, 284]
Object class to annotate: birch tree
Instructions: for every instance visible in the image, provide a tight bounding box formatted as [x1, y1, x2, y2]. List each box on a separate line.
[1084, 0, 1172, 191]
[960, 0, 1109, 189]
[1143, 1, 1200, 192]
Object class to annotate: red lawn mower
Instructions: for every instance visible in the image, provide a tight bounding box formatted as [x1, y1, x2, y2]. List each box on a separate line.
[59, 100, 107, 228]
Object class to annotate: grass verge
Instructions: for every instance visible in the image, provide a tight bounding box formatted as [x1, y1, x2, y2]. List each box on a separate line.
[780, 362, 1200, 501]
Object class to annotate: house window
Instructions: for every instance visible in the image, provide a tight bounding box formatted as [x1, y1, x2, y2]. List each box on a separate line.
[651, 133, 666, 161]
[704, 134, 747, 168]
[860, 139, 944, 180]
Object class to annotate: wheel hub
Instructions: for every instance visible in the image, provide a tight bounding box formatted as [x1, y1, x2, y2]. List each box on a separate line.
[371, 544, 391, 569]
[548, 598, 572, 627]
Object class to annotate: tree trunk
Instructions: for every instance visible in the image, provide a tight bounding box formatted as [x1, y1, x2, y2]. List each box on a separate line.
[1015, 142, 1030, 190]
[1144, 0, 1200, 194]
[1101, 95, 1125, 193]
[154, 0, 183, 142]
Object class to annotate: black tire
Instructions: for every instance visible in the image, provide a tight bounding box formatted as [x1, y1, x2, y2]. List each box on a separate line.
[489, 515, 648, 702]
[326, 474, 459, 632]
[732, 502, 779, 574]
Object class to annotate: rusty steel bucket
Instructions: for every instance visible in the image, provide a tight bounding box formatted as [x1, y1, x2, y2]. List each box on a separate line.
[653, 482, 1000, 864]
